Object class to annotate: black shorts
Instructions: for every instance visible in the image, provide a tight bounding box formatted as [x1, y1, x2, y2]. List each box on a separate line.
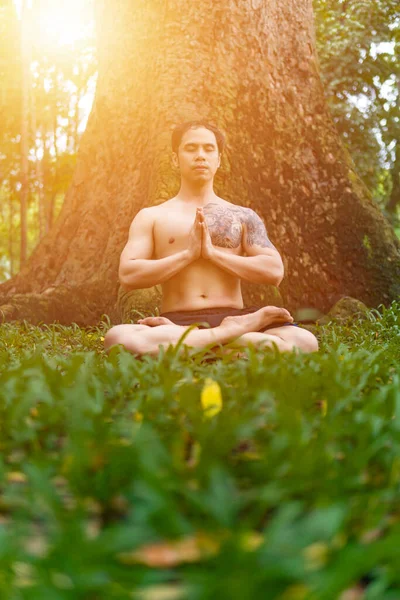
[159, 305, 299, 333]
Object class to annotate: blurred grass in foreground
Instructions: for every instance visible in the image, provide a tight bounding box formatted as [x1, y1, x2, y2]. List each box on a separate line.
[0, 303, 400, 598]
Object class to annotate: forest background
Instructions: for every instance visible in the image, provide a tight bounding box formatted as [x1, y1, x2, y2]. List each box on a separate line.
[0, 0, 398, 283]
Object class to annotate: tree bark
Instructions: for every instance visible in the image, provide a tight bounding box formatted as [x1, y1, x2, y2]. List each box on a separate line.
[386, 140, 400, 216]
[1, 0, 400, 326]
[30, 89, 46, 241]
[385, 73, 400, 218]
[19, 0, 31, 268]
[73, 81, 82, 152]
[8, 193, 14, 278]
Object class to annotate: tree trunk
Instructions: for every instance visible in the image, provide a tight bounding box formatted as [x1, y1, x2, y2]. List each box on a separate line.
[30, 90, 46, 241]
[1, 0, 400, 327]
[386, 139, 400, 216]
[19, 0, 31, 268]
[41, 128, 53, 233]
[73, 80, 82, 152]
[8, 193, 14, 278]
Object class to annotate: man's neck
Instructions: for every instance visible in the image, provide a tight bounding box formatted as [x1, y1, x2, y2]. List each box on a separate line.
[176, 180, 218, 206]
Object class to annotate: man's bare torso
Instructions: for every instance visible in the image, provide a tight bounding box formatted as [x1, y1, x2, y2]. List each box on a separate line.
[151, 197, 248, 313]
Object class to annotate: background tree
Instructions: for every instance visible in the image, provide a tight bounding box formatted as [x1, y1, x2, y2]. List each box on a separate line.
[0, 1, 22, 279]
[314, 0, 399, 220]
[2, 1, 398, 277]
[0, 0, 96, 279]
[0, 0, 399, 326]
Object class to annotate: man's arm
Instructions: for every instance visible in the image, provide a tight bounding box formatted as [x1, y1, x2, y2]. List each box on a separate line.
[119, 209, 193, 290]
[208, 208, 284, 286]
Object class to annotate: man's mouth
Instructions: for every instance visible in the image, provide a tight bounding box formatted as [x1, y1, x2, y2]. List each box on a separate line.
[193, 166, 207, 170]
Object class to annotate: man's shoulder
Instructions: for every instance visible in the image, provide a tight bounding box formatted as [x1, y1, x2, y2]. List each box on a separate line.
[150, 197, 180, 210]
[139, 198, 255, 215]
[215, 198, 254, 218]
[137, 200, 171, 218]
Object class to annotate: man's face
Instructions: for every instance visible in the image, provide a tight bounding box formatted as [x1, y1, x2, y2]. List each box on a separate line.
[173, 127, 221, 183]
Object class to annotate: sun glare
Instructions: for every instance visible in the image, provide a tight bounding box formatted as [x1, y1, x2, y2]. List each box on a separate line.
[15, 0, 94, 50]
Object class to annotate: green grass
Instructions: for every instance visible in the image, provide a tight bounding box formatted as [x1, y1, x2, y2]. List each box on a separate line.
[1, 303, 400, 599]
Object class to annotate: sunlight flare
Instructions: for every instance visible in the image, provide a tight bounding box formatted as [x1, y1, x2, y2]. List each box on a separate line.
[15, 0, 94, 51]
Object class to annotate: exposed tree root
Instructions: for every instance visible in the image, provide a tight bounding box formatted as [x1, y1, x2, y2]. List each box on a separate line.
[0, 282, 281, 328]
[0, 283, 119, 327]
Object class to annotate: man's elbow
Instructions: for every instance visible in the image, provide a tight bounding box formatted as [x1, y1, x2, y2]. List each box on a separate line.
[260, 254, 284, 286]
[259, 271, 283, 286]
[119, 275, 132, 291]
[119, 280, 131, 292]
[119, 270, 154, 291]
[119, 269, 137, 292]
[272, 263, 284, 287]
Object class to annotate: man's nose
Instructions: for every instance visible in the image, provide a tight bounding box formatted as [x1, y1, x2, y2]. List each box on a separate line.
[195, 148, 206, 159]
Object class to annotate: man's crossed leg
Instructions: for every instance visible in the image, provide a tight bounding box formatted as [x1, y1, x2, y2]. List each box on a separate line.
[104, 306, 319, 357]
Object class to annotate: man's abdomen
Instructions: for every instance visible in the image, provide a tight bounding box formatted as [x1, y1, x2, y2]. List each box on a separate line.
[160, 261, 243, 312]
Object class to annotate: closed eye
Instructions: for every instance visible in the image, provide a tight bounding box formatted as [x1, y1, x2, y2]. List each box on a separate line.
[184, 144, 216, 151]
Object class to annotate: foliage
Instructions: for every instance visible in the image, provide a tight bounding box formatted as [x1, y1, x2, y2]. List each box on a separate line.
[0, 1, 399, 278]
[0, 1, 21, 139]
[0, 0, 97, 280]
[0, 303, 400, 597]
[314, 0, 399, 215]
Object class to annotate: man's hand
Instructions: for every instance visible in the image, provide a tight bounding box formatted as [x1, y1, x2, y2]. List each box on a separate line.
[201, 212, 215, 260]
[187, 207, 215, 261]
[187, 208, 203, 260]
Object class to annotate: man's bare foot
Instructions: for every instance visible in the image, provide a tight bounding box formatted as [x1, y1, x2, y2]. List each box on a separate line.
[137, 316, 175, 327]
[219, 306, 293, 337]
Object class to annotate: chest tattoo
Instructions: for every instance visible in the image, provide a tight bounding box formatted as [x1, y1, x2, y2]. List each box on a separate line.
[244, 210, 276, 249]
[203, 203, 243, 248]
[202, 202, 276, 251]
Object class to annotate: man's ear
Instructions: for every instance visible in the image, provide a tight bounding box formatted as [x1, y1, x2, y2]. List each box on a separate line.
[172, 152, 179, 169]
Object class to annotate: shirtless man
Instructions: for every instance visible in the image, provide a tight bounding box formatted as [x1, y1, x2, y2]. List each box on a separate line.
[104, 120, 319, 357]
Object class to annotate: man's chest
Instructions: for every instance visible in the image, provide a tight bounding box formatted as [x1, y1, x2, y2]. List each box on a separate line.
[153, 203, 245, 256]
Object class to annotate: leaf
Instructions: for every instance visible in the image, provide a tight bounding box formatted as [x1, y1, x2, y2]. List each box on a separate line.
[200, 378, 222, 419]
[135, 584, 187, 600]
[13, 562, 36, 588]
[303, 541, 329, 570]
[186, 440, 201, 469]
[338, 586, 364, 600]
[238, 451, 262, 461]
[321, 399, 328, 417]
[279, 584, 310, 600]
[7, 471, 27, 483]
[239, 531, 264, 552]
[117, 531, 220, 567]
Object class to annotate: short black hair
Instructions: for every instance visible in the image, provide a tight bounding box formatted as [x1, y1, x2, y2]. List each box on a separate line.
[171, 120, 225, 154]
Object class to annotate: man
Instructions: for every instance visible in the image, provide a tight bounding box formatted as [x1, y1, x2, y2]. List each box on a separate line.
[104, 120, 319, 357]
